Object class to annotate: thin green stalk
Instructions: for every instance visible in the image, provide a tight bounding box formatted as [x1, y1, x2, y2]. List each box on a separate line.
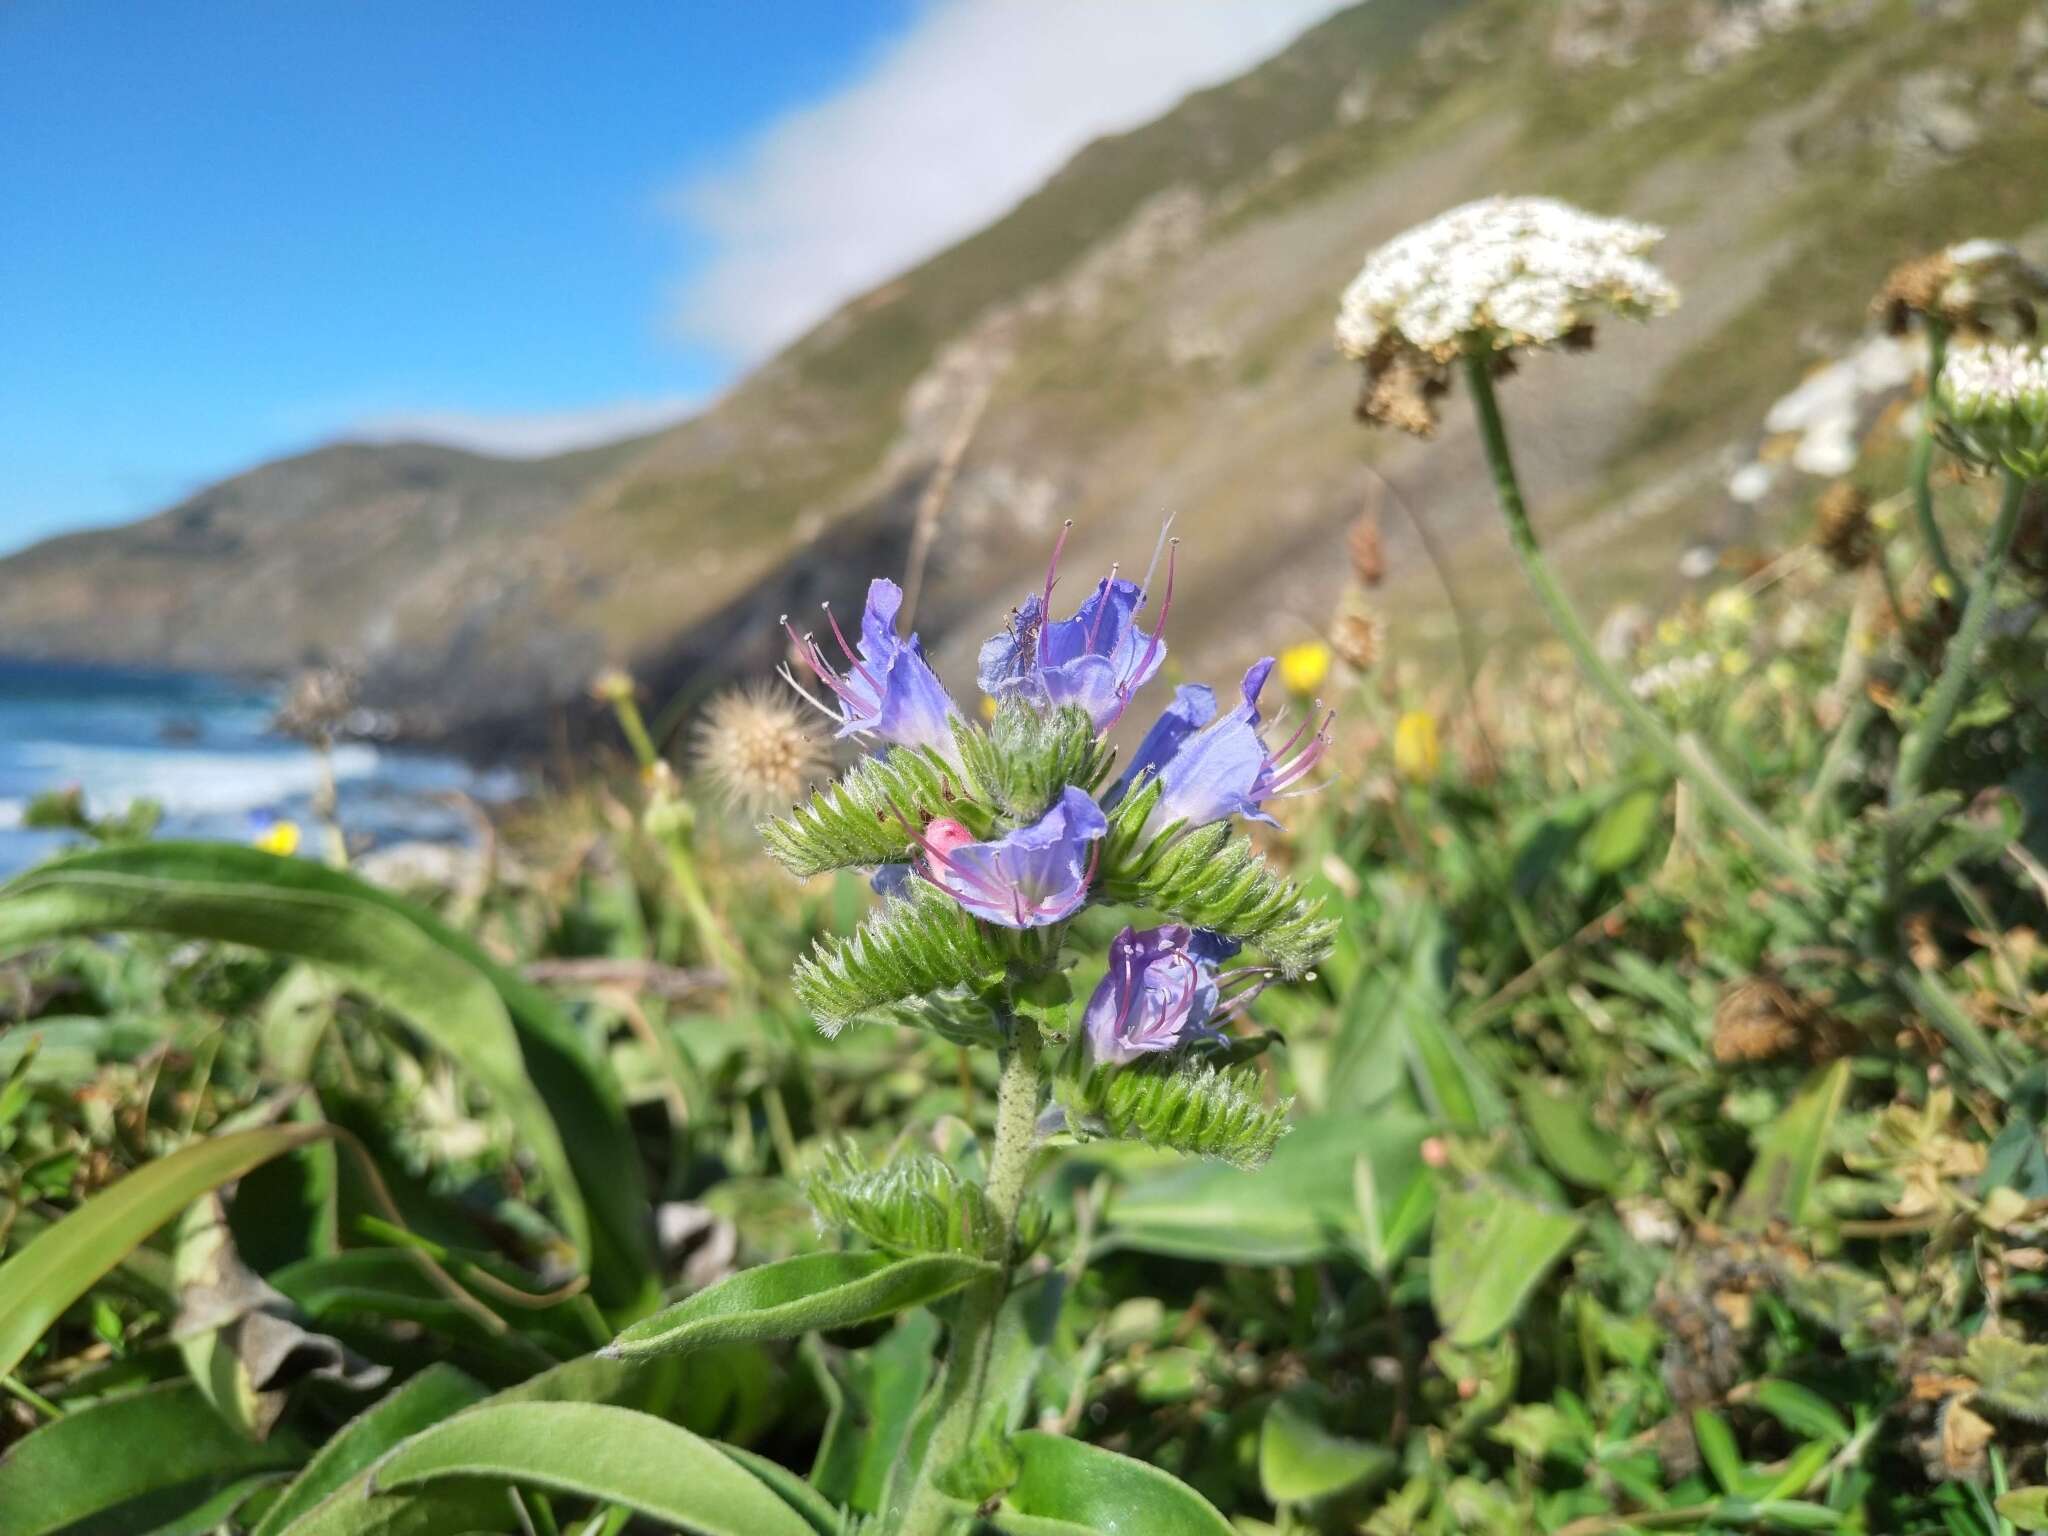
[1460, 351, 1813, 883]
[1911, 320, 1962, 595]
[897, 1014, 1044, 1536]
[1890, 469, 2027, 810]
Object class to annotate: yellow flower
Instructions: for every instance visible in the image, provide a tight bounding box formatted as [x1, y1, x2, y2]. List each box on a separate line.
[1930, 572, 1956, 602]
[1704, 588, 1755, 629]
[1656, 618, 1686, 647]
[1278, 641, 1332, 696]
[1393, 711, 1440, 785]
[1719, 649, 1751, 677]
[980, 694, 999, 721]
[253, 819, 301, 857]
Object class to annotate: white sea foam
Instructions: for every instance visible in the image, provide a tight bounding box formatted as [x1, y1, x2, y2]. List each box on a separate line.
[8, 740, 383, 818]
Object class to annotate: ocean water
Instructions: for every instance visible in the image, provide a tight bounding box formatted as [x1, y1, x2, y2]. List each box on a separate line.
[0, 661, 523, 876]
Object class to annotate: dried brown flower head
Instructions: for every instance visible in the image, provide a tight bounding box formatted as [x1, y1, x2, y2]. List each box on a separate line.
[1876, 241, 2048, 340]
[1711, 978, 1804, 1065]
[1330, 599, 1383, 673]
[1349, 505, 1387, 587]
[1813, 482, 1876, 570]
[692, 684, 829, 815]
[273, 666, 359, 741]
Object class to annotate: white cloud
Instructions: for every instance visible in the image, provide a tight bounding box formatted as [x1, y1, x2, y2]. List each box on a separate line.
[669, 0, 1350, 361]
[350, 396, 700, 458]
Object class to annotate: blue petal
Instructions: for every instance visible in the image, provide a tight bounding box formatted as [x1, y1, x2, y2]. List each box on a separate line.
[1108, 684, 1215, 807]
[1149, 715, 1268, 833]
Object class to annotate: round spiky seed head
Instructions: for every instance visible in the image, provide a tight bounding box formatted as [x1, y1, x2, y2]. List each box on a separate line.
[1936, 341, 2048, 478]
[693, 684, 829, 815]
[1813, 482, 1876, 570]
[1712, 978, 1803, 1065]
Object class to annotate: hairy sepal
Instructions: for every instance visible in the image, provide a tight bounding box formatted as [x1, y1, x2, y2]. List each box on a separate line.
[1096, 779, 1336, 977]
[792, 880, 1011, 1035]
[760, 745, 987, 877]
[953, 703, 1116, 823]
[803, 1144, 1047, 1262]
[1059, 1054, 1290, 1169]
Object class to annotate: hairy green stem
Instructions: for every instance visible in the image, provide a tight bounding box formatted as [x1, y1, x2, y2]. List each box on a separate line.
[897, 1014, 1044, 1536]
[1461, 351, 1813, 883]
[1890, 469, 2027, 810]
[1911, 321, 1962, 595]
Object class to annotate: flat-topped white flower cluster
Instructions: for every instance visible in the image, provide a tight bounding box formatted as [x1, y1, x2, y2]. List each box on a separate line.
[1942, 341, 2048, 413]
[1336, 196, 1679, 361]
[1938, 341, 2048, 478]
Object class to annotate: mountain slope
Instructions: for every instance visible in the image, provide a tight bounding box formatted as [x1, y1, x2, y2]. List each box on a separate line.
[4, 0, 2041, 752]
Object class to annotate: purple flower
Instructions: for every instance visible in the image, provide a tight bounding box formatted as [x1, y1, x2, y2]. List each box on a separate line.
[1105, 682, 1215, 808]
[910, 785, 1107, 928]
[785, 578, 960, 759]
[1082, 924, 1226, 1065]
[978, 526, 1173, 730]
[1131, 658, 1332, 836]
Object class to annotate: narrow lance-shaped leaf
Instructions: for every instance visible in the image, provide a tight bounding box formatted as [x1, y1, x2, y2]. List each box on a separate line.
[0, 1122, 327, 1380]
[0, 1381, 304, 1536]
[603, 1250, 993, 1361]
[0, 844, 658, 1307]
[372, 1401, 818, 1536]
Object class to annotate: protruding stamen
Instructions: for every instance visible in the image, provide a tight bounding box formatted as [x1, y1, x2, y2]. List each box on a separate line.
[821, 601, 882, 691]
[1084, 562, 1120, 652]
[1102, 539, 1177, 734]
[1038, 520, 1074, 663]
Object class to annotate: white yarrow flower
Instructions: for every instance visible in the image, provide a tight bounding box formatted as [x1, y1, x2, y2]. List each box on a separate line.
[1335, 196, 1678, 435]
[1335, 196, 1678, 362]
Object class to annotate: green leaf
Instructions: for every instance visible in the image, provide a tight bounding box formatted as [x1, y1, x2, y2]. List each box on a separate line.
[1998, 1489, 2048, 1532]
[1259, 1397, 1396, 1505]
[1963, 1333, 2048, 1424]
[253, 1367, 488, 1536]
[1111, 1109, 1433, 1265]
[603, 1251, 993, 1361]
[1061, 1055, 1290, 1168]
[0, 844, 657, 1304]
[0, 1122, 326, 1380]
[1586, 786, 1663, 872]
[809, 1311, 942, 1515]
[0, 1381, 303, 1536]
[1517, 1076, 1637, 1194]
[1730, 1061, 1849, 1233]
[1694, 1409, 1744, 1493]
[1429, 1181, 1583, 1346]
[372, 1401, 816, 1536]
[994, 1430, 1234, 1535]
[1097, 785, 1335, 977]
[1750, 1380, 1851, 1447]
[792, 880, 1013, 1034]
[761, 743, 980, 877]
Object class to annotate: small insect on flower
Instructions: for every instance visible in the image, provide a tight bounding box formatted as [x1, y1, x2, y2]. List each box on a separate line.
[1813, 482, 1876, 571]
[1391, 710, 1440, 786]
[1936, 341, 2048, 478]
[692, 684, 830, 815]
[1335, 196, 1679, 436]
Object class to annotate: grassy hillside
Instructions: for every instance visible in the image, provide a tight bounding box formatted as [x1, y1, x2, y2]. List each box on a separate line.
[1, 0, 2039, 750]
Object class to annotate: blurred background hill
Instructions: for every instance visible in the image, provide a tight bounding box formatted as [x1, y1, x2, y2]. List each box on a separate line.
[3, 0, 2040, 755]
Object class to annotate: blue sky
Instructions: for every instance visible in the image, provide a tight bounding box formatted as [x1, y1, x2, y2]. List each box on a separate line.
[0, 0, 1345, 555]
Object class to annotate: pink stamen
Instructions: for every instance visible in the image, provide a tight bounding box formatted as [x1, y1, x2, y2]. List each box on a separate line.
[1101, 538, 1177, 734]
[821, 602, 883, 693]
[1038, 520, 1074, 663]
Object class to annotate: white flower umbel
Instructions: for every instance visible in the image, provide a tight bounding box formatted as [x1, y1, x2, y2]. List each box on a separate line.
[1336, 196, 1677, 362]
[1938, 341, 2048, 478]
